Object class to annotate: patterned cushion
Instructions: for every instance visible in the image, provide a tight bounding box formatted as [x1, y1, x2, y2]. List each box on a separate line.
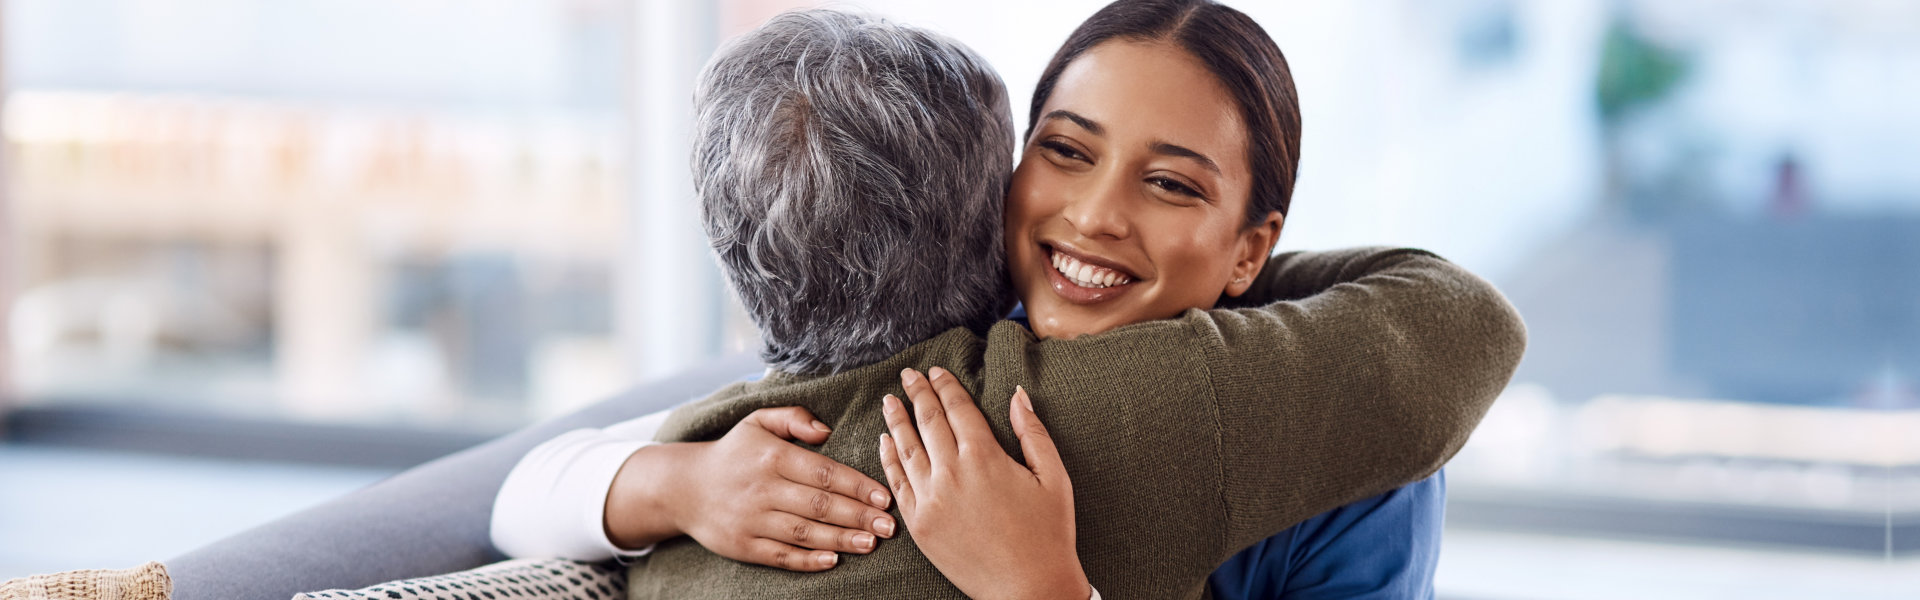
[293, 559, 624, 600]
[0, 562, 170, 600]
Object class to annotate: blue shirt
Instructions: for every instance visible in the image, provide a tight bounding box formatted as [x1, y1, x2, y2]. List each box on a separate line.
[1007, 305, 1444, 599]
[1209, 471, 1445, 600]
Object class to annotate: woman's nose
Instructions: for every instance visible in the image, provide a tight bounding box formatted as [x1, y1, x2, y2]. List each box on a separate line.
[1059, 172, 1133, 240]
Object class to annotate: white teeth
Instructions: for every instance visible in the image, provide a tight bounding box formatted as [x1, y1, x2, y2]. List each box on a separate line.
[1049, 249, 1132, 289]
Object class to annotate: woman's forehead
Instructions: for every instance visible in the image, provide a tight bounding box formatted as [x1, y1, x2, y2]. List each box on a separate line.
[1042, 40, 1249, 173]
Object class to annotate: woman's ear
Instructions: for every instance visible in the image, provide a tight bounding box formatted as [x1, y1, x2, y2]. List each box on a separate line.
[1224, 211, 1284, 298]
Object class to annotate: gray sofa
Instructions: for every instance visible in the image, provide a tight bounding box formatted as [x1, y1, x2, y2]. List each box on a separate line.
[165, 354, 762, 600]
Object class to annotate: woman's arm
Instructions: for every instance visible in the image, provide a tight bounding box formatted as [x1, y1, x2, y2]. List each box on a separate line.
[1221, 247, 1437, 308]
[868, 246, 1517, 595]
[1194, 247, 1525, 552]
[969, 246, 1520, 561]
[492, 406, 899, 570]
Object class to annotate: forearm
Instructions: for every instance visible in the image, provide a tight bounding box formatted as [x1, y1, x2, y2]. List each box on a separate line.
[603, 443, 695, 550]
[1203, 248, 1524, 547]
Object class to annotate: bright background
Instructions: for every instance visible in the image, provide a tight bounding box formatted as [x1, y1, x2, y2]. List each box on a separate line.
[1, 0, 1915, 597]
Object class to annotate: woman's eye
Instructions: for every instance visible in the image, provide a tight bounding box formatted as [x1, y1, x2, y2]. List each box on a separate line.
[1040, 140, 1088, 162]
[1149, 177, 1203, 199]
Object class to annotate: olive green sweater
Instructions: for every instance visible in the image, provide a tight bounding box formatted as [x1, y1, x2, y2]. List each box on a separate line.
[629, 247, 1526, 600]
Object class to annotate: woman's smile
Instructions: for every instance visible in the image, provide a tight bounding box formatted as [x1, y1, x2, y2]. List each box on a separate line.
[1042, 243, 1141, 304]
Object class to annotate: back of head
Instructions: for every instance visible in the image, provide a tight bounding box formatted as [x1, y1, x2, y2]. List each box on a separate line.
[693, 9, 1016, 374]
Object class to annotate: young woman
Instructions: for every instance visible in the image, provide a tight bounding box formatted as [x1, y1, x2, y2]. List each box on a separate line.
[495, 1, 1515, 598]
[878, 2, 1456, 597]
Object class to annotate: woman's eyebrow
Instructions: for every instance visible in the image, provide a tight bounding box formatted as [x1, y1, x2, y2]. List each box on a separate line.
[1042, 109, 1104, 136]
[1150, 141, 1221, 175]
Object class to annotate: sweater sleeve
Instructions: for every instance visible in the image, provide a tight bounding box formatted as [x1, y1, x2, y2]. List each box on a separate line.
[1223, 247, 1433, 307]
[1192, 247, 1526, 553]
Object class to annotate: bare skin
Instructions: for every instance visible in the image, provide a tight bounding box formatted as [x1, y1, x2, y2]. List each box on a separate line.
[1007, 39, 1282, 341]
[878, 368, 1087, 600]
[603, 406, 896, 571]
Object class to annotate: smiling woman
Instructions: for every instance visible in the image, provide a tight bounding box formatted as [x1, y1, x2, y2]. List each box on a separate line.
[1007, 5, 1298, 339]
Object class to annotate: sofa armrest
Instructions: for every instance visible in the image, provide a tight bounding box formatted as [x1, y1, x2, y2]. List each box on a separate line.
[165, 354, 762, 600]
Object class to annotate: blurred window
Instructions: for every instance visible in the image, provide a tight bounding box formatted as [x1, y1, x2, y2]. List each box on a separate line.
[4, 0, 639, 429]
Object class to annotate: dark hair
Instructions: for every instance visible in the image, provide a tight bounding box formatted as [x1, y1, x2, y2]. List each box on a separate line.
[1027, 0, 1301, 223]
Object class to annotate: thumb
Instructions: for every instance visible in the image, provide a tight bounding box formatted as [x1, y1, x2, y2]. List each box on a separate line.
[1008, 386, 1068, 488]
[746, 406, 833, 445]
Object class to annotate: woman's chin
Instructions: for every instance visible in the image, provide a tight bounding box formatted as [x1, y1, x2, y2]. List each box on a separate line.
[1026, 309, 1124, 340]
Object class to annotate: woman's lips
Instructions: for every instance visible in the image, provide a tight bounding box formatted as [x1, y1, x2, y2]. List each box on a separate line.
[1043, 246, 1139, 305]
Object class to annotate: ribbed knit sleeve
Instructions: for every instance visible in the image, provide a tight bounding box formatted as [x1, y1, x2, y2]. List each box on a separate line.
[1191, 247, 1527, 553]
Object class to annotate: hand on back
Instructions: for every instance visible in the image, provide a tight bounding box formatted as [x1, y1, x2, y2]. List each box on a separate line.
[604, 406, 897, 571]
[878, 367, 1091, 600]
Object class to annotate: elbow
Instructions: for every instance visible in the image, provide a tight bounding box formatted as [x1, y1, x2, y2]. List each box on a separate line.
[1439, 257, 1529, 396]
[1409, 277, 1529, 475]
[1486, 286, 1529, 382]
[1428, 281, 1528, 470]
[1487, 281, 1529, 390]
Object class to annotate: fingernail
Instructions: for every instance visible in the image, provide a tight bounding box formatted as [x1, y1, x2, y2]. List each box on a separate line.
[1016, 385, 1032, 411]
[882, 395, 898, 414]
[811, 420, 831, 433]
[870, 489, 890, 508]
[853, 532, 875, 551]
[818, 552, 839, 568]
[928, 366, 947, 381]
[900, 368, 920, 386]
[874, 516, 895, 538]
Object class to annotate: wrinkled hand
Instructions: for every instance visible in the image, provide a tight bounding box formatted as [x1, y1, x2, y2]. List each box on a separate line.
[605, 406, 897, 571]
[878, 367, 1090, 600]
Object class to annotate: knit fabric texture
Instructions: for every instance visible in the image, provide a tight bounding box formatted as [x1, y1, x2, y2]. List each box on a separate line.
[629, 247, 1527, 600]
[294, 559, 623, 600]
[0, 562, 170, 600]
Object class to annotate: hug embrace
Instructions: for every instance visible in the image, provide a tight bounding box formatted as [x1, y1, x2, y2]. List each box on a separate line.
[489, 1, 1526, 599]
[116, 1, 1524, 599]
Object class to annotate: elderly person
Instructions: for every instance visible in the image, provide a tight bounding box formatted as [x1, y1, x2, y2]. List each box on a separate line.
[495, 7, 1524, 599]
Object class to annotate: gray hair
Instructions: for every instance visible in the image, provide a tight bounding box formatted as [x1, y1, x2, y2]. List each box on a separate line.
[693, 9, 1016, 374]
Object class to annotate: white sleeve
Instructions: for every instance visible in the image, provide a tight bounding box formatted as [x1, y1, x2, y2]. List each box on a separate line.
[490, 408, 674, 561]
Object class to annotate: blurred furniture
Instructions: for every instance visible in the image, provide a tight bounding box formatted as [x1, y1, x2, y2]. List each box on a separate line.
[162, 354, 760, 600]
